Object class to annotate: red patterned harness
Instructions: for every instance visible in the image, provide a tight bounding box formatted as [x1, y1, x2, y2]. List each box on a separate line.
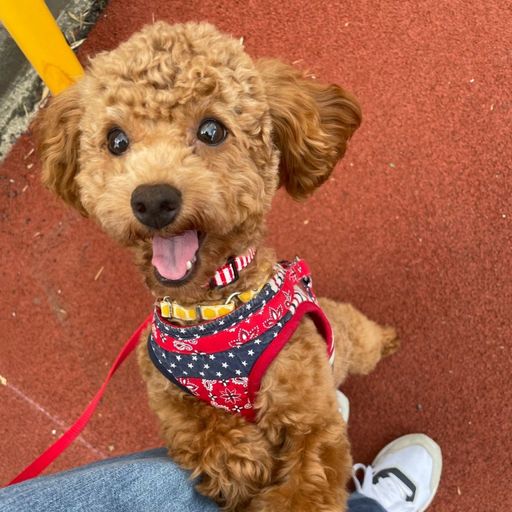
[148, 259, 334, 421]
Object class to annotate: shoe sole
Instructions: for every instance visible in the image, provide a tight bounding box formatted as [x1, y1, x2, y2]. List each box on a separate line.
[372, 433, 443, 512]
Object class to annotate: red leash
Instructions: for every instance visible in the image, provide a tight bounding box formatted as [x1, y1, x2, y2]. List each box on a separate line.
[6, 314, 153, 486]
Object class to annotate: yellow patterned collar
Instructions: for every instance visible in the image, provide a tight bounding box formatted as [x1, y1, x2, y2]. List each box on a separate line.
[159, 287, 261, 323]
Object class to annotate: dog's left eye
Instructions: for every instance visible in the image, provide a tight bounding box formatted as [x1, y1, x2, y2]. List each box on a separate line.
[107, 128, 130, 155]
[197, 119, 228, 146]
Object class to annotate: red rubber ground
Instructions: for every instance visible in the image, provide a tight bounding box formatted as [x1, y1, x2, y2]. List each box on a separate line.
[1, 1, 511, 510]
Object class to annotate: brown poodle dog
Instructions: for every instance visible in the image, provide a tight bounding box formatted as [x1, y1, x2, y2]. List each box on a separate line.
[35, 22, 398, 511]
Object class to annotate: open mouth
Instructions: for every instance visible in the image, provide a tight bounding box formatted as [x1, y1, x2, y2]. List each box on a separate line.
[151, 230, 205, 286]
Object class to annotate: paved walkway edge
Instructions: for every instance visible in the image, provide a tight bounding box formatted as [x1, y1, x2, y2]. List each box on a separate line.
[0, 0, 108, 161]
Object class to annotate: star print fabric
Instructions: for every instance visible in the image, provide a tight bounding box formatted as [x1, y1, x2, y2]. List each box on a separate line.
[147, 260, 333, 421]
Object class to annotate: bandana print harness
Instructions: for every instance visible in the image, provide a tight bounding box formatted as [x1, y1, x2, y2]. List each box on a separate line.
[147, 259, 334, 422]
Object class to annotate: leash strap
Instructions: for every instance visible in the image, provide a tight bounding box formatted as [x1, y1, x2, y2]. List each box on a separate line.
[6, 314, 153, 487]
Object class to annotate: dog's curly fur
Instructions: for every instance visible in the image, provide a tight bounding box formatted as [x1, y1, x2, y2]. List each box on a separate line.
[35, 22, 399, 511]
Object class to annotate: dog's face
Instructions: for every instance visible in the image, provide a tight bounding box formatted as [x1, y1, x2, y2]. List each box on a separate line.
[36, 22, 361, 296]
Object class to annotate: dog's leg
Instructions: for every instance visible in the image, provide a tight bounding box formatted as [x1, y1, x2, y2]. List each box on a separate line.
[137, 338, 273, 511]
[184, 414, 274, 511]
[248, 323, 352, 512]
[318, 298, 400, 384]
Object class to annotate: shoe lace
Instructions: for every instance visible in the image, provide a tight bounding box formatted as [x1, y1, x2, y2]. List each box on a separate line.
[352, 464, 416, 512]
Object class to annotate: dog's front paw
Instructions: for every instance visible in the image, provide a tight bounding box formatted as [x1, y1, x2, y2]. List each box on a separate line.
[246, 486, 349, 512]
[190, 432, 273, 510]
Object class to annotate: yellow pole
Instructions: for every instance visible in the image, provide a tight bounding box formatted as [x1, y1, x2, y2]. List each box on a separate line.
[0, 0, 84, 95]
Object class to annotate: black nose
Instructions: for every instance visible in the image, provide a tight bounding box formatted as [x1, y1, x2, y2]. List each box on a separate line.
[131, 184, 182, 229]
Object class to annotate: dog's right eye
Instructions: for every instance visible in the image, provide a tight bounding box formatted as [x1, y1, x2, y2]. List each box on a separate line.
[107, 128, 130, 155]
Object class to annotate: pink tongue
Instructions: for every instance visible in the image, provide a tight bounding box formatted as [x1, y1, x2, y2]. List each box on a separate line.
[152, 231, 199, 281]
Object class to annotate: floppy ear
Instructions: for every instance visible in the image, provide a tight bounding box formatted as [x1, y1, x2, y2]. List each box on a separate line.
[34, 84, 86, 214]
[256, 58, 362, 199]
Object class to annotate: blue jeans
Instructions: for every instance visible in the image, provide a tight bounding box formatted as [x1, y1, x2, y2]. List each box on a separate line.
[0, 449, 386, 511]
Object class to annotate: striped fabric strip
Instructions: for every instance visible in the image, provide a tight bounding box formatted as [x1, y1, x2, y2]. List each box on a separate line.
[212, 248, 256, 288]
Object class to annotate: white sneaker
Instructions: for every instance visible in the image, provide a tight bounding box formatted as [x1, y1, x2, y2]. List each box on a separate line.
[352, 434, 442, 512]
[336, 389, 350, 423]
